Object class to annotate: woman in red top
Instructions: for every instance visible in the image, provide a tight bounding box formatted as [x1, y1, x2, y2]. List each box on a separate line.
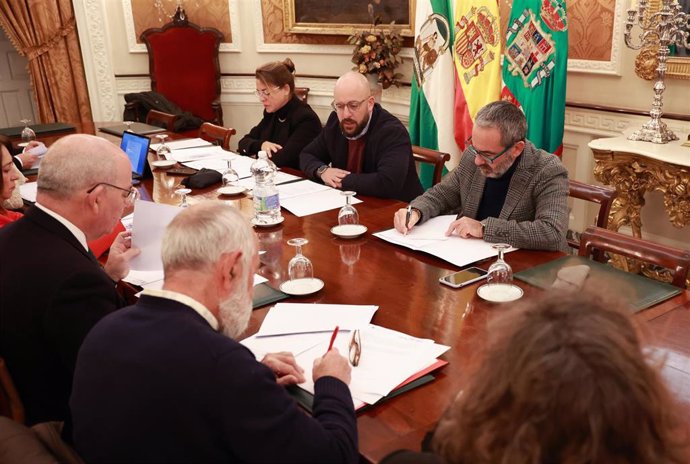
[1, 135, 23, 228]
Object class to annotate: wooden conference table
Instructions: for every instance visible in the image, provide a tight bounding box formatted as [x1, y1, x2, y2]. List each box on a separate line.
[138, 160, 690, 463]
[21, 123, 690, 462]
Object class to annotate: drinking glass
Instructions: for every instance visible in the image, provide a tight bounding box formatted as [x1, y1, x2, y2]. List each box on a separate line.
[486, 243, 513, 285]
[123, 121, 134, 132]
[338, 191, 359, 225]
[175, 188, 192, 208]
[20, 119, 36, 144]
[287, 238, 313, 281]
[221, 159, 239, 187]
[155, 134, 171, 160]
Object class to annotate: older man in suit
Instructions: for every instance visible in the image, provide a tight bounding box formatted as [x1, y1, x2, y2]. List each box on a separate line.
[393, 100, 569, 252]
[71, 202, 358, 463]
[0, 134, 139, 426]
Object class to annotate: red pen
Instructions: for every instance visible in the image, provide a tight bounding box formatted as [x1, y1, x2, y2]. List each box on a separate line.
[326, 326, 339, 354]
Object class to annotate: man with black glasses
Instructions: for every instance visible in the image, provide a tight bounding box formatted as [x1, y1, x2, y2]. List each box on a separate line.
[393, 100, 569, 252]
[300, 71, 423, 202]
[0, 134, 140, 428]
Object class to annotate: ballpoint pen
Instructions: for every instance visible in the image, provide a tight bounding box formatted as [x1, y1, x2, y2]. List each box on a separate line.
[405, 204, 412, 234]
[326, 326, 339, 354]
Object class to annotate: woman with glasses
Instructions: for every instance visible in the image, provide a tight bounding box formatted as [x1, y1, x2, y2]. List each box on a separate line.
[0, 135, 23, 228]
[238, 58, 322, 169]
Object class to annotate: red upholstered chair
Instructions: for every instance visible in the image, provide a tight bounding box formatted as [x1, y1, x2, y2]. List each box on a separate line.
[136, 7, 224, 126]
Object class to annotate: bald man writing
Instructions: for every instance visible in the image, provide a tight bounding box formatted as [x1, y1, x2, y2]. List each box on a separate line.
[300, 71, 423, 202]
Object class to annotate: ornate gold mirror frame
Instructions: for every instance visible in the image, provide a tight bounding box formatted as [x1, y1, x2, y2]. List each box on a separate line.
[635, 0, 690, 80]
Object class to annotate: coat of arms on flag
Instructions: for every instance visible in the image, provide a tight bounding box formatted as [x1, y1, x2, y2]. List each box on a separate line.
[412, 13, 451, 87]
[504, 10, 557, 89]
[454, 6, 498, 85]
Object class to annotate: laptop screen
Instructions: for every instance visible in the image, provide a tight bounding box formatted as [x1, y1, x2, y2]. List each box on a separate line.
[120, 131, 150, 177]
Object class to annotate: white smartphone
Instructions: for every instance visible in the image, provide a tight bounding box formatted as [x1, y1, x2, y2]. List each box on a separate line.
[439, 267, 488, 288]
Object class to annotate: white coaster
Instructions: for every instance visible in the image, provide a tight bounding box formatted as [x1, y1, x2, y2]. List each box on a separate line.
[330, 224, 368, 239]
[251, 216, 285, 228]
[217, 186, 246, 196]
[476, 283, 524, 303]
[279, 278, 325, 296]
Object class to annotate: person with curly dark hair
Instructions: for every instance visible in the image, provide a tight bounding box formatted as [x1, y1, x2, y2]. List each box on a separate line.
[383, 291, 689, 464]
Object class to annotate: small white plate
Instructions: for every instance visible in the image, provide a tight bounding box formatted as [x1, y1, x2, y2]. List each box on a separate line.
[218, 186, 246, 196]
[279, 278, 325, 296]
[330, 224, 368, 239]
[251, 216, 285, 228]
[476, 283, 524, 303]
[151, 159, 177, 169]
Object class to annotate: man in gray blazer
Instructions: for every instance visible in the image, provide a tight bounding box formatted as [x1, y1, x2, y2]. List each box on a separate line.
[393, 101, 569, 252]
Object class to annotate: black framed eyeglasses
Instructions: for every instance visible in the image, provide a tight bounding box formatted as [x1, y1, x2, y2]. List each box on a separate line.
[331, 98, 368, 113]
[87, 182, 138, 204]
[349, 329, 361, 366]
[465, 136, 516, 165]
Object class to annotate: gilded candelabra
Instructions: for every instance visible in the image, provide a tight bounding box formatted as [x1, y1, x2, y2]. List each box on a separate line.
[624, 0, 690, 143]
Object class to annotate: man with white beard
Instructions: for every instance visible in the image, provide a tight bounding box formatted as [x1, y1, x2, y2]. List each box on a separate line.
[69, 202, 358, 463]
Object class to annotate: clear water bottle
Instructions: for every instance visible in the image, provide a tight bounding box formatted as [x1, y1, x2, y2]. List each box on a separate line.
[251, 151, 281, 223]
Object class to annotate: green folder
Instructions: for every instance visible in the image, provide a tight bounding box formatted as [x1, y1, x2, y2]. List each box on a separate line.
[252, 282, 288, 310]
[514, 255, 681, 313]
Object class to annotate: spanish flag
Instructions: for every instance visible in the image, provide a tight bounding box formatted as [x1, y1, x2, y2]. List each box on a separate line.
[409, 0, 460, 189]
[452, 0, 502, 155]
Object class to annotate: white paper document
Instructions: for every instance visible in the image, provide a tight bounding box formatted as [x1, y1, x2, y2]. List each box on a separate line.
[278, 181, 363, 217]
[256, 303, 379, 337]
[168, 145, 232, 163]
[374, 215, 517, 268]
[19, 182, 37, 202]
[129, 200, 182, 271]
[150, 138, 212, 152]
[236, 171, 301, 190]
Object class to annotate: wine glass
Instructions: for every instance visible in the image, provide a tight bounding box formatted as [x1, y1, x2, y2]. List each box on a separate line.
[155, 134, 171, 160]
[221, 159, 239, 187]
[123, 121, 134, 132]
[20, 119, 36, 144]
[486, 243, 513, 286]
[175, 188, 192, 208]
[338, 191, 359, 225]
[287, 238, 313, 281]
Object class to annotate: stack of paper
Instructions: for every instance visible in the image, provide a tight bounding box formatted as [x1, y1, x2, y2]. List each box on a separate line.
[374, 215, 517, 268]
[150, 137, 212, 152]
[240, 303, 449, 409]
[276, 179, 363, 217]
[167, 145, 231, 163]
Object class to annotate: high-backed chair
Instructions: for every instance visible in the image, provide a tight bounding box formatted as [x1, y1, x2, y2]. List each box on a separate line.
[295, 87, 310, 103]
[0, 357, 24, 423]
[134, 7, 224, 127]
[199, 122, 237, 150]
[412, 145, 450, 186]
[567, 180, 617, 250]
[578, 226, 690, 288]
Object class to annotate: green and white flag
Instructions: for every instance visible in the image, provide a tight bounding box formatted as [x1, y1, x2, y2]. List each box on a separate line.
[501, 0, 568, 156]
[410, 0, 460, 189]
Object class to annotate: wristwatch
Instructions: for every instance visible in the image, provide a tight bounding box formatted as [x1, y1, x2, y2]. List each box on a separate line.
[316, 165, 329, 178]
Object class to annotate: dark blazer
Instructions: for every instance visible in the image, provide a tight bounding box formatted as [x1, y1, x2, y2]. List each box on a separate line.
[238, 96, 322, 169]
[300, 104, 424, 202]
[71, 295, 358, 463]
[0, 206, 123, 425]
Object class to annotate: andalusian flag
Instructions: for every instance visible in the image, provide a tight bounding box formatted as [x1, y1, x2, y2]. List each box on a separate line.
[452, 0, 502, 154]
[410, 0, 460, 189]
[501, 0, 568, 155]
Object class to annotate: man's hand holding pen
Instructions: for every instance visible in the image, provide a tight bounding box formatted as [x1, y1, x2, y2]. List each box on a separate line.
[394, 206, 420, 235]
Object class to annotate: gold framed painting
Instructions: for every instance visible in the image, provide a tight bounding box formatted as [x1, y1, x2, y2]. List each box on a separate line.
[282, 0, 415, 37]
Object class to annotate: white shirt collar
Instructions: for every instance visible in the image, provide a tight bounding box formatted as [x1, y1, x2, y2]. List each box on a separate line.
[141, 288, 219, 331]
[35, 202, 88, 251]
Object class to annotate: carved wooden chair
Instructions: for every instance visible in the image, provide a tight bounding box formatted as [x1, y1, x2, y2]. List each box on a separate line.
[0, 357, 24, 423]
[295, 87, 310, 103]
[412, 145, 450, 186]
[199, 122, 237, 150]
[146, 109, 177, 131]
[130, 7, 224, 128]
[567, 180, 617, 250]
[578, 226, 690, 288]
